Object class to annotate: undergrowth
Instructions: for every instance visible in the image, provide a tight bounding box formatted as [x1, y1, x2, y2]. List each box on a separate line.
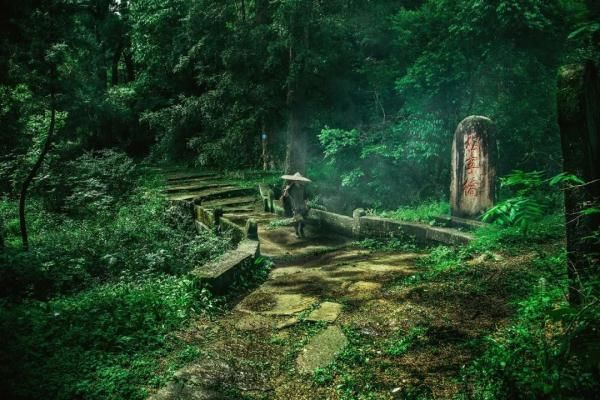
[376, 200, 449, 224]
[0, 159, 243, 400]
[389, 214, 600, 399]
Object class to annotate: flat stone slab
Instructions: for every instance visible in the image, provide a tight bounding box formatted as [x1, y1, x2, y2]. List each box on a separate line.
[306, 302, 343, 322]
[296, 326, 348, 374]
[169, 186, 254, 202]
[168, 186, 239, 201]
[347, 281, 382, 293]
[276, 316, 300, 330]
[165, 182, 228, 193]
[235, 314, 274, 331]
[237, 293, 317, 316]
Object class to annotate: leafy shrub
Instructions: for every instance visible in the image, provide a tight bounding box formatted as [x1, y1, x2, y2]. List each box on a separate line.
[63, 149, 138, 214]
[378, 200, 449, 224]
[315, 119, 449, 211]
[0, 174, 231, 300]
[353, 237, 417, 252]
[386, 326, 428, 356]
[0, 275, 213, 400]
[33, 149, 139, 213]
[465, 285, 600, 399]
[0, 169, 236, 399]
[482, 170, 579, 234]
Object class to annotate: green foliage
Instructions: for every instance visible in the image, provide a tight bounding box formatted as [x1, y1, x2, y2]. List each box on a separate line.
[50, 149, 138, 213]
[0, 169, 232, 399]
[482, 196, 545, 233]
[386, 326, 428, 356]
[0, 191, 231, 300]
[465, 284, 600, 399]
[378, 201, 449, 224]
[0, 275, 215, 400]
[353, 237, 417, 252]
[482, 170, 574, 234]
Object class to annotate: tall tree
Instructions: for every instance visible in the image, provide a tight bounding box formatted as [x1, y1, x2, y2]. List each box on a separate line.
[557, 63, 600, 305]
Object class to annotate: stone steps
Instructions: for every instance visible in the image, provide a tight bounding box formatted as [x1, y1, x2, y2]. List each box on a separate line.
[165, 182, 229, 193]
[197, 187, 256, 203]
[168, 186, 253, 202]
[202, 196, 258, 208]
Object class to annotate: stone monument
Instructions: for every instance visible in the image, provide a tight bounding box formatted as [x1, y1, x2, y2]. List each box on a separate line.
[450, 116, 497, 218]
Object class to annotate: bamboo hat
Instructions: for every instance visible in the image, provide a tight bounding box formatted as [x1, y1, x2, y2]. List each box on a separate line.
[281, 172, 312, 183]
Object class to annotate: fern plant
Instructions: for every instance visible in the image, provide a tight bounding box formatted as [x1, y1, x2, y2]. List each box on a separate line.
[482, 196, 544, 234]
[482, 170, 583, 235]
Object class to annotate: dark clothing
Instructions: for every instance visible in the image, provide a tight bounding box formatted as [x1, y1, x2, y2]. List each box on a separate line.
[281, 182, 308, 237]
[287, 183, 307, 218]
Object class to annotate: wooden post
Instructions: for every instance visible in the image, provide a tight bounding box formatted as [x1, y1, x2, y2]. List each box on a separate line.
[557, 62, 600, 305]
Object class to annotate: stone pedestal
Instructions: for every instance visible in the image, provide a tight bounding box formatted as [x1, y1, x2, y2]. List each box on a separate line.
[450, 116, 497, 218]
[245, 218, 258, 240]
[352, 208, 366, 238]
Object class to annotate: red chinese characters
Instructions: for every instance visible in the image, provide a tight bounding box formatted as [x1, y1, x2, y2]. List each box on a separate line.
[463, 132, 481, 197]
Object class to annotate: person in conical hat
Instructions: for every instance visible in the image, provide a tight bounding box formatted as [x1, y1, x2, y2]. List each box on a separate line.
[280, 172, 311, 238]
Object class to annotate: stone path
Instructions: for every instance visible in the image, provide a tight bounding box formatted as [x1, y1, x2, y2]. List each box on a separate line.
[164, 171, 353, 261]
[151, 171, 421, 399]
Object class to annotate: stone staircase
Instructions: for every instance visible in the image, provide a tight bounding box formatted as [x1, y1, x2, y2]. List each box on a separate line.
[165, 171, 259, 224]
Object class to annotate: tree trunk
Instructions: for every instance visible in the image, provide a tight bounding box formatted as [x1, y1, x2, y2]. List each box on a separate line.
[284, 102, 306, 174]
[557, 62, 600, 305]
[111, 40, 123, 86]
[255, 0, 269, 24]
[0, 218, 4, 249]
[19, 92, 56, 251]
[123, 46, 135, 82]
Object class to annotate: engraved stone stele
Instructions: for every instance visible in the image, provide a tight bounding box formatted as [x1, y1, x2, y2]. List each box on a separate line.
[450, 116, 497, 218]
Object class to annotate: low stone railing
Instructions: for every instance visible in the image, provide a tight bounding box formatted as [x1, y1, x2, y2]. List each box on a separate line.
[189, 203, 261, 292]
[273, 202, 473, 245]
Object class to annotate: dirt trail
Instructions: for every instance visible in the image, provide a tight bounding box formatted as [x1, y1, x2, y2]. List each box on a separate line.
[150, 172, 510, 399]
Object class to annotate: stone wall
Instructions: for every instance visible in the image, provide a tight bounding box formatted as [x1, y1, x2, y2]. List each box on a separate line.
[358, 216, 472, 245]
[192, 204, 259, 291]
[195, 205, 245, 244]
[190, 240, 260, 293]
[310, 209, 354, 237]
[272, 200, 472, 245]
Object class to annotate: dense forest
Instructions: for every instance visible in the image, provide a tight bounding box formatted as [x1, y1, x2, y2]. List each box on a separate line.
[1, 1, 599, 399]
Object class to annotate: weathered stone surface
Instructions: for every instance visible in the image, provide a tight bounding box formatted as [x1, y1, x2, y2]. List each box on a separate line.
[347, 281, 382, 293]
[306, 302, 343, 322]
[352, 208, 366, 237]
[245, 218, 258, 240]
[168, 186, 246, 202]
[202, 195, 257, 208]
[259, 183, 274, 212]
[191, 240, 260, 293]
[296, 326, 348, 374]
[434, 215, 486, 230]
[165, 182, 228, 194]
[148, 358, 233, 400]
[450, 116, 497, 218]
[235, 314, 274, 331]
[237, 292, 317, 316]
[276, 316, 300, 329]
[311, 209, 354, 237]
[358, 216, 473, 245]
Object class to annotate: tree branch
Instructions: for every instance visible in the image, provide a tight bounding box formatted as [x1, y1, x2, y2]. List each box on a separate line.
[19, 90, 56, 250]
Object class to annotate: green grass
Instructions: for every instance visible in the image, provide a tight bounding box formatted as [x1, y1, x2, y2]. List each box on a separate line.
[386, 326, 428, 356]
[377, 200, 450, 224]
